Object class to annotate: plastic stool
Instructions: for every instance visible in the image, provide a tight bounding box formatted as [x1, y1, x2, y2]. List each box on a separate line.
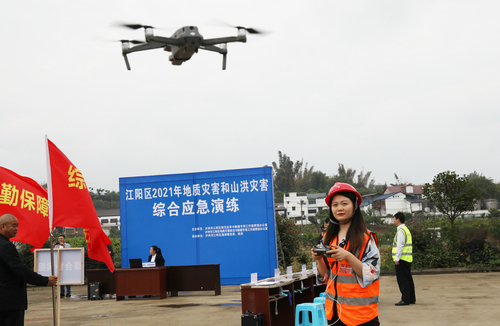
[314, 296, 325, 305]
[295, 302, 327, 326]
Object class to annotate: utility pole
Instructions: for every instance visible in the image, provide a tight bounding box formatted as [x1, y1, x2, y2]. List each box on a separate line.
[300, 199, 305, 232]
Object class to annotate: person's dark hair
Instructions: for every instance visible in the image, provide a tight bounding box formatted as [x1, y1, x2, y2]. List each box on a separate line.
[394, 212, 405, 223]
[58, 235, 66, 239]
[323, 191, 368, 256]
[151, 245, 162, 256]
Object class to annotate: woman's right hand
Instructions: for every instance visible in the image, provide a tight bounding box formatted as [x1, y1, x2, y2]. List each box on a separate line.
[311, 248, 323, 261]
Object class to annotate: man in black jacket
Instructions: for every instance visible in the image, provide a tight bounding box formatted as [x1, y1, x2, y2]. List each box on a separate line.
[0, 214, 58, 326]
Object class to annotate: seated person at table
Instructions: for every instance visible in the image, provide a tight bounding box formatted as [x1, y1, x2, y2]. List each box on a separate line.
[148, 246, 165, 267]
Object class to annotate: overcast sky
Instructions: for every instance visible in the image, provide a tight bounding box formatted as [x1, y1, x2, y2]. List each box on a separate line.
[1, 0, 499, 191]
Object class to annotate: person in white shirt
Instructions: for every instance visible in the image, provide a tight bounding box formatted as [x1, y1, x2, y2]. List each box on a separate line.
[54, 235, 71, 297]
[393, 213, 416, 306]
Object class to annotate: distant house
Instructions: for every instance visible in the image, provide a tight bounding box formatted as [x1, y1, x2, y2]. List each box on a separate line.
[60, 207, 120, 236]
[361, 184, 428, 219]
[275, 202, 286, 216]
[283, 192, 328, 225]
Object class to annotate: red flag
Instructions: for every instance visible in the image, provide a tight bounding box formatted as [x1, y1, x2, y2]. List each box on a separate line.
[0, 167, 50, 249]
[46, 138, 115, 272]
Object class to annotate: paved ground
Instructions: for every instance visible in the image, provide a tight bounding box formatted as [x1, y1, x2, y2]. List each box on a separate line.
[24, 272, 500, 326]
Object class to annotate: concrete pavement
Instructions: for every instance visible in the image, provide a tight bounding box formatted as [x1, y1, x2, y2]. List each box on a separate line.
[24, 272, 500, 325]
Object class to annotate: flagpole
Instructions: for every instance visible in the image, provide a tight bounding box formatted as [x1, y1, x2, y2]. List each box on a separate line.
[45, 135, 57, 326]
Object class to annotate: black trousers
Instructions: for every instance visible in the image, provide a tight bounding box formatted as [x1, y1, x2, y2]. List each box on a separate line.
[395, 260, 416, 304]
[0, 310, 25, 326]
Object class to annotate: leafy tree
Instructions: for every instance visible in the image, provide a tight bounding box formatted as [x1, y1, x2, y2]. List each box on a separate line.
[294, 160, 314, 192]
[467, 172, 500, 208]
[89, 187, 120, 209]
[390, 173, 408, 186]
[309, 171, 331, 193]
[334, 164, 356, 184]
[275, 214, 301, 267]
[332, 164, 378, 194]
[423, 171, 481, 226]
[489, 208, 500, 218]
[272, 151, 300, 192]
[356, 170, 375, 189]
[274, 190, 284, 204]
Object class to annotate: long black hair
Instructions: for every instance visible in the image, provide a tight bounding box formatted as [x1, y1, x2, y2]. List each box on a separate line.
[151, 245, 162, 256]
[323, 191, 368, 256]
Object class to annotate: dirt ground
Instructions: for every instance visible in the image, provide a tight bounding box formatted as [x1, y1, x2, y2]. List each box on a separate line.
[24, 272, 500, 326]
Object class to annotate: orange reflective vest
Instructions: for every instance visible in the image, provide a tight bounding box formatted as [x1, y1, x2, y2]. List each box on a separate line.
[324, 233, 379, 325]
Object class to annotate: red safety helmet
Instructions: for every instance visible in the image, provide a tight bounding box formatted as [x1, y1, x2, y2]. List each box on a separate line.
[325, 182, 362, 207]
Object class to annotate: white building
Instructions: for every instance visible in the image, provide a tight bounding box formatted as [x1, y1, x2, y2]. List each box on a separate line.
[361, 184, 426, 218]
[62, 208, 120, 235]
[283, 192, 328, 225]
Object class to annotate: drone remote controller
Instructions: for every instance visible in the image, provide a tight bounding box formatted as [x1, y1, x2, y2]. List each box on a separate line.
[313, 243, 334, 257]
[313, 239, 346, 258]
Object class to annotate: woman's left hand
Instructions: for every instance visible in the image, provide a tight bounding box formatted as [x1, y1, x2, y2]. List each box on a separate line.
[328, 245, 352, 262]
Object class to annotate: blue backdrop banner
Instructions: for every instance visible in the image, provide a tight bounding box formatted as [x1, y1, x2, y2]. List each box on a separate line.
[119, 166, 277, 285]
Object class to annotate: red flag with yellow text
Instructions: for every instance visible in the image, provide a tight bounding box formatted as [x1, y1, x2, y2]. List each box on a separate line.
[0, 166, 50, 249]
[47, 139, 115, 272]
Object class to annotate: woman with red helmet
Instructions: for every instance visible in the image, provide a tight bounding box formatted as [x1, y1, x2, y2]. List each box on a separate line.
[311, 182, 380, 326]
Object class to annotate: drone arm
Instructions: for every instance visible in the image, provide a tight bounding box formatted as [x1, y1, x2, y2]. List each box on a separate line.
[199, 45, 226, 54]
[202, 35, 246, 46]
[123, 42, 166, 54]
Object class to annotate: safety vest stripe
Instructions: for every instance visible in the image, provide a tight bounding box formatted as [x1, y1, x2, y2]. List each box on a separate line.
[392, 244, 413, 248]
[327, 271, 359, 284]
[325, 291, 378, 306]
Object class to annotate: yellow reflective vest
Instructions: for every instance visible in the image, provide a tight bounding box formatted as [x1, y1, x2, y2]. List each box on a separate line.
[392, 225, 413, 263]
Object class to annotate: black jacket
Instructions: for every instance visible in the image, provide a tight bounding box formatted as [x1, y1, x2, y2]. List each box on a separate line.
[0, 234, 49, 311]
[148, 254, 165, 267]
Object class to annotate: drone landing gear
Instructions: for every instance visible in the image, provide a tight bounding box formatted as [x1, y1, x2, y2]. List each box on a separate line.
[122, 54, 131, 70]
[199, 44, 228, 70]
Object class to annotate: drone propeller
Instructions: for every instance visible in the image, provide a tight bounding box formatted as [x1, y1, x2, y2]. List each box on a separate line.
[208, 19, 266, 35]
[123, 24, 153, 30]
[234, 26, 262, 34]
[113, 22, 154, 30]
[120, 39, 145, 44]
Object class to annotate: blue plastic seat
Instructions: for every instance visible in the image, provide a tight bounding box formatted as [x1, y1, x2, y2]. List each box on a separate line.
[295, 302, 327, 326]
[319, 292, 326, 297]
[314, 296, 325, 306]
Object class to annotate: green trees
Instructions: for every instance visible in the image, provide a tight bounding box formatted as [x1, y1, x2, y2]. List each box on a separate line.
[271, 152, 381, 201]
[423, 171, 481, 225]
[89, 187, 120, 208]
[467, 172, 500, 209]
[275, 214, 301, 267]
[272, 151, 301, 193]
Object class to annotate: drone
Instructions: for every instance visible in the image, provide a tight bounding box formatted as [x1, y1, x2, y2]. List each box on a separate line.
[118, 24, 262, 70]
